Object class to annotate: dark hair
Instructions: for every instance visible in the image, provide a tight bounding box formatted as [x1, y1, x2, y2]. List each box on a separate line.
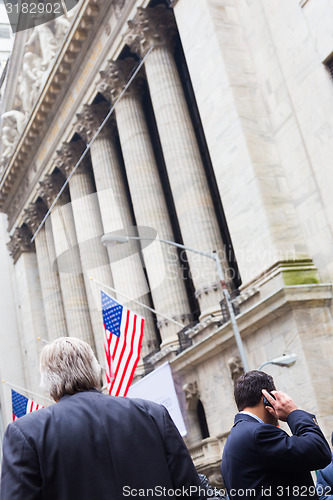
[234, 370, 275, 411]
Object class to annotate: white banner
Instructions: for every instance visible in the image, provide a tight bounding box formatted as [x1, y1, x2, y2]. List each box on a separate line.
[128, 362, 187, 436]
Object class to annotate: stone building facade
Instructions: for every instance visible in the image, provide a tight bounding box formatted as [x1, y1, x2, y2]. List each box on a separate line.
[1, 0, 333, 481]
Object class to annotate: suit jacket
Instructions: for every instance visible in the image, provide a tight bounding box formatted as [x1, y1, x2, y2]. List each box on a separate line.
[221, 410, 331, 500]
[0, 389, 202, 500]
[316, 454, 333, 500]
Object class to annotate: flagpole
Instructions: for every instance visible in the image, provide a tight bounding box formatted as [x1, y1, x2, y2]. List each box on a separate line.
[89, 277, 191, 331]
[2, 380, 53, 404]
[37, 337, 49, 344]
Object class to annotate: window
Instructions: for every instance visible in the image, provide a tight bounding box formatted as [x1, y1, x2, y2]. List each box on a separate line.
[197, 400, 210, 440]
[0, 24, 11, 39]
[324, 53, 333, 80]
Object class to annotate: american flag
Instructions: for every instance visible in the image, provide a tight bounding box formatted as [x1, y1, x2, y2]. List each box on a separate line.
[101, 291, 144, 397]
[11, 389, 44, 421]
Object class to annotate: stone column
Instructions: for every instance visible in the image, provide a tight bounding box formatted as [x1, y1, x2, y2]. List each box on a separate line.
[75, 102, 159, 359]
[55, 142, 114, 364]
[24, 199, 68, 340]
[99, 60, 192, 348]
[127, 5, 229, 317]
[172, 0, 310, 287]
[39, 173, 96, 352]
[7, 226, 48, 392]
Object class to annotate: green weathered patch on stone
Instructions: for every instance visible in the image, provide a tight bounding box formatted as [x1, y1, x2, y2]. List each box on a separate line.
[282, 269, 320, 286]
[277, 260, 320, 286]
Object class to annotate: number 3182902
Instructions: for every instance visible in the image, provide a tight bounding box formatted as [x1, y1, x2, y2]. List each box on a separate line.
[5, 2, 61, 14]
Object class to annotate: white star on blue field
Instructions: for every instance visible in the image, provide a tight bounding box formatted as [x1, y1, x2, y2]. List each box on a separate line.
[101, 291, 123, 338]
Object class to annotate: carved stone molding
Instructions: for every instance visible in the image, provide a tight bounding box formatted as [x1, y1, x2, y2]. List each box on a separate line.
[6, 174, 30, 226]
[227, 356, 244, 384]
[157, 313, 192, 329]
[23, 199, 48, 233]
[194, 282, 220, 299]
[75, 101, 112, 143]
[55, 141, 90, 179]
[113, 0, 126, 19]
[1, 110, 26, 164]
[7, 225, 35, 263]
[0, 0, 101, 211]
[183, 381, 200, 411]
[99, 57, 145, 102]
[126, 5, 177, 55]
[38, 170, 66, 208]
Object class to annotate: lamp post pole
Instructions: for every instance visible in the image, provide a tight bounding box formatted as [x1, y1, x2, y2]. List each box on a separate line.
[212, 251, 249, 372]
[101, 234, 250, 372]
[257, 354, 297, 371]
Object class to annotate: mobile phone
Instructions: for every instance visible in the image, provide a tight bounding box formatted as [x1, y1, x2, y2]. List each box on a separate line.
[263, 392, 276, 408]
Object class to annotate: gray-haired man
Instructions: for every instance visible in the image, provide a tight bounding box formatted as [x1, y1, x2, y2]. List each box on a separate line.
[1, 337, 204, 500]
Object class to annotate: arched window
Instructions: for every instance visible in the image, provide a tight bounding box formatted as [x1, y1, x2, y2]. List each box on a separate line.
[197, 399, 210, 439]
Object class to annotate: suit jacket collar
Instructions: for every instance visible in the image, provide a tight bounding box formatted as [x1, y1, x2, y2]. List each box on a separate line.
[234, 412, 262, 425]
[58, 388, 101, 403]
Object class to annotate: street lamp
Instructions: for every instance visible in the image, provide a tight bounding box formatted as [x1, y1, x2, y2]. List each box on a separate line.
[257, 353, 297, 371]
[101, 233, 250, 372]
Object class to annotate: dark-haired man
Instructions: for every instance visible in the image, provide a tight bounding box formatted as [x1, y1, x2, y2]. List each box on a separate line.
[221, 370, 331, 499]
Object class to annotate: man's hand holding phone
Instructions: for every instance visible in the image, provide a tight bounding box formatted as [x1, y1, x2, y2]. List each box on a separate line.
[262, 389, 298, 422]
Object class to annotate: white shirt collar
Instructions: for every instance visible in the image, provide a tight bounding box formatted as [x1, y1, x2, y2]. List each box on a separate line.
[240, 411, 264, 424]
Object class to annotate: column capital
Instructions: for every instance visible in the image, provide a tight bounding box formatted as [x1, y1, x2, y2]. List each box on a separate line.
[38, 170, 66, 208]
[23, 200, 48, 233]
[75, 102, 114, 143]
[99, 57, 145, 102]
[55, 141, 90, 179]
[7, 225, 34, 263]
[126, 5, 176, 55]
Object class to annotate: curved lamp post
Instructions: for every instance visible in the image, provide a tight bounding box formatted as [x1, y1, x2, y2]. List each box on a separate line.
[101, 233, 250, 372]
[257, 353, 297, 371]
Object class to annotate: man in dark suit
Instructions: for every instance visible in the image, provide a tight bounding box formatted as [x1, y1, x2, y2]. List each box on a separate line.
[221, 370, 331, 500]
[316, 432, 333, 500]
[0, 337, 203, 500]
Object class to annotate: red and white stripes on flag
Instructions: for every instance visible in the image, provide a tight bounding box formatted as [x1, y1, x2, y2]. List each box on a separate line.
[11, 389, 44, 420]
[101, 291, 144, 397]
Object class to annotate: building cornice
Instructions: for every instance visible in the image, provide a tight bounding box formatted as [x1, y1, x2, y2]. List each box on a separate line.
[171, 283, 333, 374]
[0, 0, 151, 232]
[0, 0, 101, 212]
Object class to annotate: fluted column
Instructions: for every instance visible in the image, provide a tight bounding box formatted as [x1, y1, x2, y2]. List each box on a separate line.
[55, 142, 114, 363]
[7, 226, 48, 392]
[127, 5, 229, 317]
[39, 173, 96, 351]
[24, 199, 68, 340]
[99, 60, 192, 347]
[75, 103, 159, 359]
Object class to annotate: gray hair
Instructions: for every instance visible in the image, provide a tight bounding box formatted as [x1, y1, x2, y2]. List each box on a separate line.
[40, 337, 102, 401]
